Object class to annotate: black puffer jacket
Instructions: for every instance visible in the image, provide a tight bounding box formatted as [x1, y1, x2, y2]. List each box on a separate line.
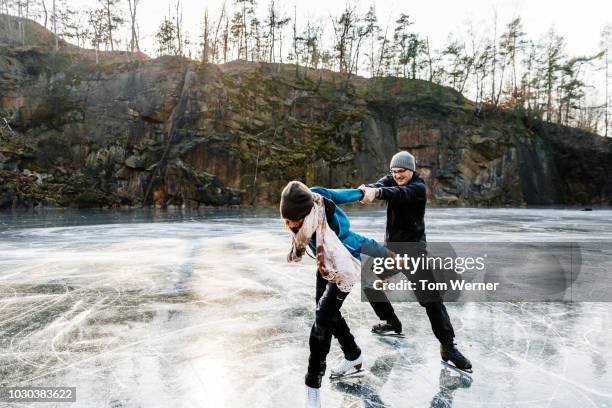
[366, 172, 427, 243]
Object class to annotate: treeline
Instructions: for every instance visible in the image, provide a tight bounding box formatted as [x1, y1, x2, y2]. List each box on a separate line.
[1, 0, 611, 136]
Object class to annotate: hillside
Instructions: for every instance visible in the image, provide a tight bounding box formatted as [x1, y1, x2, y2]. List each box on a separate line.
[1, 16, 611, 209]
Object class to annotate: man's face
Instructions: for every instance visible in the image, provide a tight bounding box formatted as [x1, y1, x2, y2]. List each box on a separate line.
[391, 167, 413, 186]
[285, 218, 304, 234]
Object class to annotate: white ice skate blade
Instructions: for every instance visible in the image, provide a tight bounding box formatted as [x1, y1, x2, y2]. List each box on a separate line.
[441, 360, 473, 376]
[329, 368, 365, 381]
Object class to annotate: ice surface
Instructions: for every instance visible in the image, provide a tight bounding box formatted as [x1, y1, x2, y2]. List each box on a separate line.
[0, 208, 611, 407]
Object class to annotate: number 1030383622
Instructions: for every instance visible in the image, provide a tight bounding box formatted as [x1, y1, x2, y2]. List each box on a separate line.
[0, 387, 76, 402]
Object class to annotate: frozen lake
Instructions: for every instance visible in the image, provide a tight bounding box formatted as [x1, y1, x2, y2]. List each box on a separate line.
[0, 208, 611, 407]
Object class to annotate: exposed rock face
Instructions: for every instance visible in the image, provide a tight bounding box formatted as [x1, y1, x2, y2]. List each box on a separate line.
[1, 19, 611, 209]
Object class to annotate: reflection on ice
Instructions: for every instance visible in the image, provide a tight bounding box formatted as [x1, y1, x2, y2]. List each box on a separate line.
[0, 208, 611, 407]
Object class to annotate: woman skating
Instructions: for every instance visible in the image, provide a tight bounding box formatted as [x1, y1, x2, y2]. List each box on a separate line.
[280, 181, 386, 408]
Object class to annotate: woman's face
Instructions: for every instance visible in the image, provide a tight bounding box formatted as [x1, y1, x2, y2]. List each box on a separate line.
[285, 218, 304, 234]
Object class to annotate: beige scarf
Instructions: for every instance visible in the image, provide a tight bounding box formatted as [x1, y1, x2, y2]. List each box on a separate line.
[287, 193, 360, 293]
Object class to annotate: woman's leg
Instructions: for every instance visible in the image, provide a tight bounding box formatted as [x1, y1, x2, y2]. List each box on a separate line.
[332, 313, 361, 361]
[305, 277, 351, 388]
[314, 272, 360, 361]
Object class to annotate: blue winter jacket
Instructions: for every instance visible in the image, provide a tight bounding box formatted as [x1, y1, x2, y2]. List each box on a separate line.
[308, 187, 386, 260]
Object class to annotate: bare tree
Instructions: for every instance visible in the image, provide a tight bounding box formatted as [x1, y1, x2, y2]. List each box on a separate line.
[376, 24, 391, 76]
[174, 0, 183, 56]
[474, 41, 492, 104]
[41, 0, 48, 28]
[275, 13, 290, 64]
[466, 21, 485, 104]
[328, 4, 372, 85]
[222, 14, 229, 62]
[291, 4, 299, 77]
[490, 7, 498, 104]
[127, 0, 139, 53]
[602, 24, 612, 137]
[265, 0, 277, 62]
[202, 7, 210, 62]
[211, 1, 226, 63]
[52, 0, 58, 49]
[15, 0, 26, 45]
[424, 36, 434, 81]
[61, 6, 89, 49]
[9, 0, 33, 45]
[520, 40, 537, 113]
[347, 15, 372, 81]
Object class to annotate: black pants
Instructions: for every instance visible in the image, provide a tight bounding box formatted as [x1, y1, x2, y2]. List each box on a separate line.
[362, 251, 455, 345]
[305, 272, 361, 388]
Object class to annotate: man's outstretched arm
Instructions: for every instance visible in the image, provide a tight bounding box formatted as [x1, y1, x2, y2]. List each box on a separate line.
[376, 178, 426, 204]
[364, 175, 394, 188]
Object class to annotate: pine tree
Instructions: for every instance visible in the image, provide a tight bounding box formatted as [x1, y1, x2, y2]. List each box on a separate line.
[499, 17, 526, 92]
[540, 28, 566, 122]
[331, 4, 356, 73]
[393, 13, 412, 77]
[234, 0, 255, 60]
[156, 17, 177, 56]
[88, 7, 107, 63]
[202, 7, 210, 62]
[230, 10, 244, 59]
[98, 0, 124, 52]
[363, 5, 379, 78]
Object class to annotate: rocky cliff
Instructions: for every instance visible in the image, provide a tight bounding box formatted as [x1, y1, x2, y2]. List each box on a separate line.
[1, 17, 611, 209]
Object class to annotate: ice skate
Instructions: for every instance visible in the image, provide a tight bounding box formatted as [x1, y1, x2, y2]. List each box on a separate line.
[371, 321, 403, 337]
[440, 342, 472, 374]
[305, 385, 321, 408]
[329, 354, 364, 380]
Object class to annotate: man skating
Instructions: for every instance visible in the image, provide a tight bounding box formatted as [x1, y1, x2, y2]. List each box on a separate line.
[359, 151, 472, 373]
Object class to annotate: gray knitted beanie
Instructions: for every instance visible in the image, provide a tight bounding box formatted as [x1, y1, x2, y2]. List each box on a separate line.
[389, 151, 416, 171]
[280, 181, 314, 221]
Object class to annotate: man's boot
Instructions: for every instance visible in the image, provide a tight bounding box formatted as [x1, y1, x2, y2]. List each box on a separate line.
[440, 342, 472, 372]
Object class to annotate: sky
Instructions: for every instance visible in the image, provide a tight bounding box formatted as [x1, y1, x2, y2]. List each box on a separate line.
[62, 0, 612, 60]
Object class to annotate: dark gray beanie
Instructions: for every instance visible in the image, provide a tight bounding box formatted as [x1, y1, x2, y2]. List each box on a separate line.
[389, 151, 416, 171]
[280, 181, 314, 220]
